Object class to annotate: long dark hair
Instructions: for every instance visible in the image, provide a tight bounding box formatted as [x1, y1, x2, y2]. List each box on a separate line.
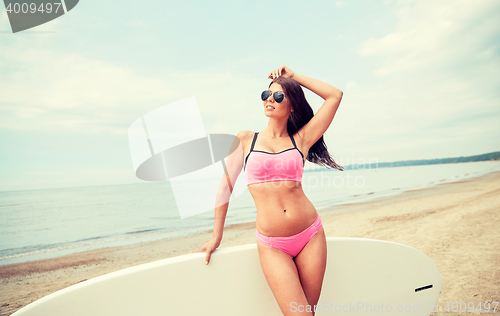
[270, 77, 344, 171]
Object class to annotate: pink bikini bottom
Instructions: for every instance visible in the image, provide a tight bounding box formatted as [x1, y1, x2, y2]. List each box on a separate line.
[255, 214, 322, 257]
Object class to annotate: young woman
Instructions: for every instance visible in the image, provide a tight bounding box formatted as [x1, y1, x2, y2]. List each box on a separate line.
[192, 65, 343, 316]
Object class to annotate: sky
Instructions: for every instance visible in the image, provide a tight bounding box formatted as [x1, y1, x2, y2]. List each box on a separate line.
[0, 0, 499, 192]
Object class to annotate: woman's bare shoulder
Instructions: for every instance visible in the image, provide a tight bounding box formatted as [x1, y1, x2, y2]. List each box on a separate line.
[236, 130, 254, 140]
[236, 130, 254, 151]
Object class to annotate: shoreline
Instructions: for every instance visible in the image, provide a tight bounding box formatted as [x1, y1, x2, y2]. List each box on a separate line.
[1, 160, 498, 267]
[1, 171, 499, 315]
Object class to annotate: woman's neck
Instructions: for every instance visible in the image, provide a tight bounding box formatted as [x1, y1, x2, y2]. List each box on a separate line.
[263, 118, 288, 138]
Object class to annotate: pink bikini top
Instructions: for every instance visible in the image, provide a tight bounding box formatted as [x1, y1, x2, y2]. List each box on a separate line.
[245, 132, 305, 186]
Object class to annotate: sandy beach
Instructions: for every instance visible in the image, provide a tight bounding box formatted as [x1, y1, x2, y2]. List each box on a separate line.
[1, 170, 499, 316]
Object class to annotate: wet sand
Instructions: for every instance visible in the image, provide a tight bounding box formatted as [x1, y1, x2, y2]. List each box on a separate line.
[1, 171, 499, 315]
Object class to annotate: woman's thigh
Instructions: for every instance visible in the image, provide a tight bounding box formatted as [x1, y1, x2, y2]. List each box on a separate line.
[294, 227, 327, 310]
[257, 243, 313, 316]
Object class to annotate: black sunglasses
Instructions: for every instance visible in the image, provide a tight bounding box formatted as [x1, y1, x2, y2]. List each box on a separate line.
[261, 90, 285, 103]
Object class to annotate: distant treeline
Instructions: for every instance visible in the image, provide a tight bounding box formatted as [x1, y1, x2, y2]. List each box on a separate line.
[306, 151, 500, 171]
[343, 151, 500, 170]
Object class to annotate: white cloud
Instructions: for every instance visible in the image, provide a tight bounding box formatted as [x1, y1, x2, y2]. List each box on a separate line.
[345, 80, 359, 91]
[358, 0, 500, 77]
[336, 1, 349, 9]
[329, 0, 500, 161]
[126, 20, 148, 28]
[0, 44, 261, 136]
[0, 44, 176, 133]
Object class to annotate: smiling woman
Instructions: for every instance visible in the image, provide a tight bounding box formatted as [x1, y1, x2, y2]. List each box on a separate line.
[263, 76, 344, 170]
[193, 65, 344, 316]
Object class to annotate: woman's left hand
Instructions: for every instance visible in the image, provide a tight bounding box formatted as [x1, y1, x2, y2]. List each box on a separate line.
[268, 65, 295, 79]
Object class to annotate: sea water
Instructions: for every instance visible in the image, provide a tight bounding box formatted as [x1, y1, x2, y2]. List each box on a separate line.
[1, 161, 499, 266]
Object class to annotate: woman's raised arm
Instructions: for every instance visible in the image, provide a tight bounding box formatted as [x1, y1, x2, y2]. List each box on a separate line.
[270, 65, 343, 150]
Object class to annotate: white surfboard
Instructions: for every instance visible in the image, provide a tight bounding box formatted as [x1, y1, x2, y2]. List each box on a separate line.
[12, 237, 441, 316]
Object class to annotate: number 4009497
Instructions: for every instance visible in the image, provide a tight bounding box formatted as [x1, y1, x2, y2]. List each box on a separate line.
[441, 302, 499, 313]
[5, 3, 62, 14]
